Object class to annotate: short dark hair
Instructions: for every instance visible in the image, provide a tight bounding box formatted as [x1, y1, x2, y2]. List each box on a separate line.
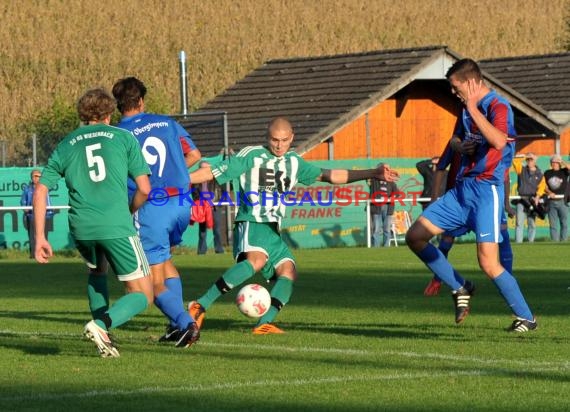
[112, 77, 147, 114]
[446, 58, 482, 82]
[77, 88, 116, 122]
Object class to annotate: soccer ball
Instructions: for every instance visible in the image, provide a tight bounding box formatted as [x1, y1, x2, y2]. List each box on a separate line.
[235, 284, 271, 318]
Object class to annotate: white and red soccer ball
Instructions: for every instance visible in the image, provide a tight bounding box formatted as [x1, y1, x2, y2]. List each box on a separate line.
[235, 284, 271, 318]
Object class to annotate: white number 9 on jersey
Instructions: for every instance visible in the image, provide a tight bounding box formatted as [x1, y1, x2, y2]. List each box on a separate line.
[141, 136, 167, 177]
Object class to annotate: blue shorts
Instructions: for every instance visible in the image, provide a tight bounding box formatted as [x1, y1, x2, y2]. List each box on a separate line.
[423, 178, 504, 243]
[134, 196, 190, 265]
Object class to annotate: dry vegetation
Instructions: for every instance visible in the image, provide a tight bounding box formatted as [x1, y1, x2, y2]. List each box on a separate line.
[0, 0, 568, 162]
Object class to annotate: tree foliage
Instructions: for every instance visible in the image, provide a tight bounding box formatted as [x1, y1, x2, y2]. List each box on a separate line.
[26, 97, 79, 165]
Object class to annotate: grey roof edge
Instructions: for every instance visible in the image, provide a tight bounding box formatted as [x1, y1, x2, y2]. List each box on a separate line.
[267, 45, 450, 64]
[480, 51, 570, 62]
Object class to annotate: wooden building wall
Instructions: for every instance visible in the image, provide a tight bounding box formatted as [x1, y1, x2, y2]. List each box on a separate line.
[303, 81, 460, 160]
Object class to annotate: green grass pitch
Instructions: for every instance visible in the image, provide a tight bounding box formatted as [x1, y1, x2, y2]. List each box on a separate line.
[0, 243, 569, 411]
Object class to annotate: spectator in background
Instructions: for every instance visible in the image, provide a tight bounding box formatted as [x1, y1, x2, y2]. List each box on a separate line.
[20, 169, 53, 258]
[512, 153, 543, 243]
[542, 154, 569, 241]
[194, 161, 225, 255]
[369, 170, 398, 247]
[416, 156, 447, 210]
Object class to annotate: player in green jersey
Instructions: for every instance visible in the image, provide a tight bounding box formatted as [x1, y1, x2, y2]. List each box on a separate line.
[189, 117, 399, 334]
[33, 88, 153, 357]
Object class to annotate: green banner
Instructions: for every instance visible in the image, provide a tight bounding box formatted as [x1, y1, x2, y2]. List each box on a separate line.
[0, 167, 71, 251]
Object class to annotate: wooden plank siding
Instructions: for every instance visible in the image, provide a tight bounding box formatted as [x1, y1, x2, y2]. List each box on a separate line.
[303, 81, 460, 160]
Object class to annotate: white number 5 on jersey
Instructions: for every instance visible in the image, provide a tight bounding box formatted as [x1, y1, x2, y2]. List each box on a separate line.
[141, 136, 166, 177]
[86, 143, 106, 182]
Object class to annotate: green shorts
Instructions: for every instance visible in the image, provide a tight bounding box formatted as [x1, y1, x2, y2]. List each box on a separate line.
[75, 235, 150, 282]
[233, 221, 295, 280]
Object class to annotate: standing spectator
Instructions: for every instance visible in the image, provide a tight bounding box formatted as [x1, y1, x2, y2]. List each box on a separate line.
[416, 157, 447, 210]
[33, 88, 154, 357]
[512, 153, 543, 243]
[406, 58, 536, 332]
[195, 161, 225, 254]
[21, 169, 53, 258]
[542, 154, 569, 241]
[113, 77, 201, 347]
[369, 170, 398, 247]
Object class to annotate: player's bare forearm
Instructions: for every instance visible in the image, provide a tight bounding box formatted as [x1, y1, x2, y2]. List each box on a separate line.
[32, 184, 48, 241]
[185, 148, 202, 168]
[190, 166, 214, 184]
[32, 183, 53, 263]
[130, 174, 151, 214]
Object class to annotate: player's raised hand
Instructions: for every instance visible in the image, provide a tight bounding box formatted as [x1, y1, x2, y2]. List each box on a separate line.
[465, 78, 483, 110]
[376, 164, 399, 182]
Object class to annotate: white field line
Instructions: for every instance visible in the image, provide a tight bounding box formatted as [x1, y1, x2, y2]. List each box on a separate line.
[2, 329, 569, 371]
[3, 370, 486, 402]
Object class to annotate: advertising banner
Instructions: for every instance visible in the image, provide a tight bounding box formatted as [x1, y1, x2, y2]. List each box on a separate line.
[0, 158, 555, 251]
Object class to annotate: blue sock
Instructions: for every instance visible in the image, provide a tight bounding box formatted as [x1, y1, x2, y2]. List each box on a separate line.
[499, 228, 513, 274]
[438, 238, 453, 258]
[165, 277, 183, 327]
[431, 238, 455, 283]
[492, 271, 533, 320]
[416, 243, 463, 291]
[154, 289, 193, 330]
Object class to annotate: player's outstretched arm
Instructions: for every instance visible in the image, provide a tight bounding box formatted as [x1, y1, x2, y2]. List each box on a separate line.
[319, 164, 399, 184]
[32, 183, 53, 263]
[130, 174, 151, 214]
[189, 165, 214, 184]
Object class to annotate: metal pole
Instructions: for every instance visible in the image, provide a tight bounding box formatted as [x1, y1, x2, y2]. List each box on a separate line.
[1, 140, 5, 167]
[222, 112, 232, 244]
[179, 51, 189, 115]
[366, 199, 371, 248]
[365, 112, 371, 159]
[32, 134, 37, 166]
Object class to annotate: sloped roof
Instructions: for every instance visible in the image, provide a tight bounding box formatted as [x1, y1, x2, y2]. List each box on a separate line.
[480, 53, 570, 125]
[177, 46, 564, 156]
[178, 46, 461, 156]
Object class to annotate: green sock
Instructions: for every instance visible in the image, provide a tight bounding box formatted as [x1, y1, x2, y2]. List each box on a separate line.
[87, 273, 109, 319]
[257, 277, 293, 325]
[95, 292, 148, 330]
[198, 260, 255, 309]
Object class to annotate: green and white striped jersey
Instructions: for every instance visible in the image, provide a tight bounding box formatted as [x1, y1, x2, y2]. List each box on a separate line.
[211, 146, 322, 226]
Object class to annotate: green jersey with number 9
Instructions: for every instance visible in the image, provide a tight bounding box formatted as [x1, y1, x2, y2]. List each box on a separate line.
[40, 123, 150, 240]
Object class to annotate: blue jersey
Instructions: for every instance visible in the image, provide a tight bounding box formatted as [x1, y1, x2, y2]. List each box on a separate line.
[117, 113, 196, 195]
[453, 90, 516, 186]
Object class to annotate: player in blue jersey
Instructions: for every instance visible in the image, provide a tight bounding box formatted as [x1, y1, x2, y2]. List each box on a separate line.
[406, 59, 536, 333]
[113, 77, 202, 347]
[423, 142, 514, 296]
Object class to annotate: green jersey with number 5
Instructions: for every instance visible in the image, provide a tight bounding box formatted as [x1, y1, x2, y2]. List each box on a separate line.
[40, 123, 150, 240]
